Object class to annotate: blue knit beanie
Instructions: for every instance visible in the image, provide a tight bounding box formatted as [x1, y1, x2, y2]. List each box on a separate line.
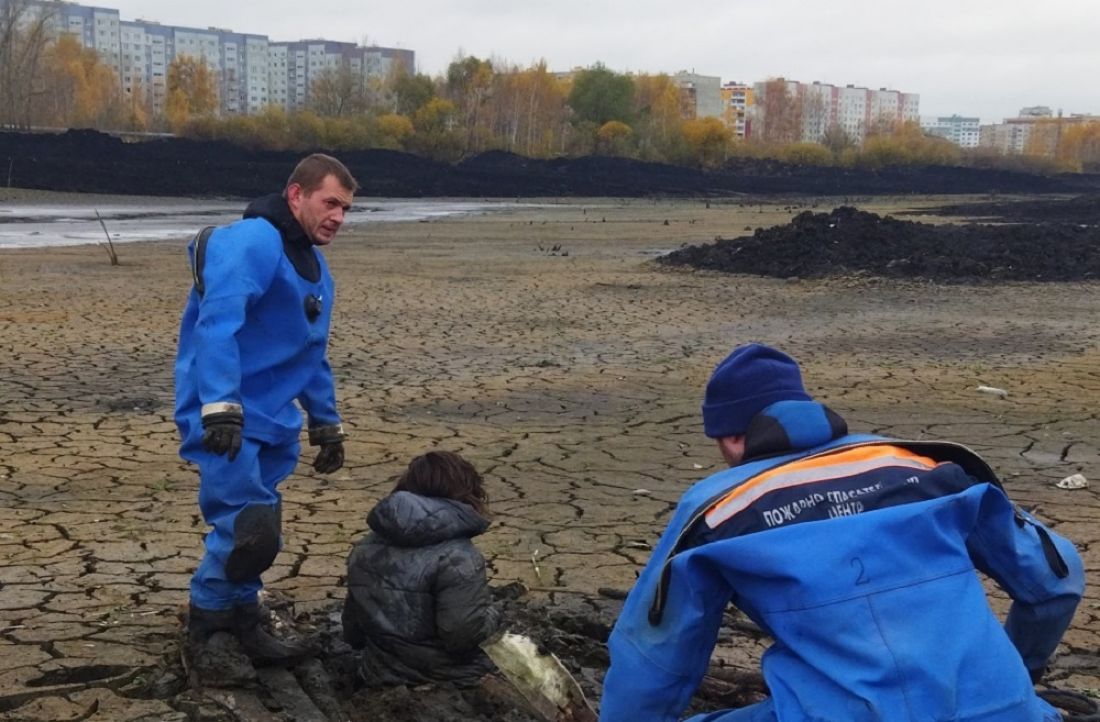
[702, 343, 811, 438]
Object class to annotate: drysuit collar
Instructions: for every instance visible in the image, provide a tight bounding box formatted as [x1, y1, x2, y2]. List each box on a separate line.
[243, 193, 320, 283]
[742, 400, 849, 462]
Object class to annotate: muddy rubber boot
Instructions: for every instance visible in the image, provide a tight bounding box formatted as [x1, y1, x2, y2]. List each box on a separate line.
[234, 602, 318, 667]
[184, 605, 257, 687]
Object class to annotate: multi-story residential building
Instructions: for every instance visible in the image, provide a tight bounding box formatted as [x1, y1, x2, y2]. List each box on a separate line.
[750, 78, 920, 145]
[19, 0, 414, 116]
[921, 115, 981, 148]
[980, 107, 1100, 156]
[719, 82, 753, 138]
[673, 71, 722, 120]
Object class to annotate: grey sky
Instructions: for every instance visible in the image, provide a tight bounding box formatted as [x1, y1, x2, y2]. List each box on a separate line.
[112, 0, 1098, 124]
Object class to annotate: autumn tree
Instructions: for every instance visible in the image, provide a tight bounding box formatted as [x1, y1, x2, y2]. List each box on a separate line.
[408, 97, 462, 160]
[856, 121, 960, 168]
[374, 113, 414, 149]
[482, 61, 569, 157]
[820, 124, 855, 155]
[444, 54, 493, 154]
[756, 78, 804, 145]
[0, 0, 55, 128]
[40, 34, 120, 128]
[166, 54, 217, 131]
[596, 120, 633, 156]
[632, 73, 684, 161]
[1056, 121, 1100, 171]
[779, 141, 833, 166]
[682, 116, 732, 168]
[309, 62, 369, 116]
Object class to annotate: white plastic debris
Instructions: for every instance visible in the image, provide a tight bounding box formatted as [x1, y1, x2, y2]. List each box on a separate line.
[1055, 473, 1088, 490]
[632, 488, 652, 496]
[976, 385, 1008, 399]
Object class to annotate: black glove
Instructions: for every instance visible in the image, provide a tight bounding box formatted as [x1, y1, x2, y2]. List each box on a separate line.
[202, 410, 243, 461]
[308, 423, 346, 474]
[313, 442, 345, 474]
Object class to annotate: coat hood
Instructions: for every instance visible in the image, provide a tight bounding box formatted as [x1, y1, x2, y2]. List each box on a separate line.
[367, 491, 489, 547]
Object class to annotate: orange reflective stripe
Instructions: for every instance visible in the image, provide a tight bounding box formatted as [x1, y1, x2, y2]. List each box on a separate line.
[704, 445, 941, 529]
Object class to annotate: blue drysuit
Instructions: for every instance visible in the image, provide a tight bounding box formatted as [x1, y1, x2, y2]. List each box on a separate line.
[601, 401, 1084, 722]
[174, 194, 341, 610]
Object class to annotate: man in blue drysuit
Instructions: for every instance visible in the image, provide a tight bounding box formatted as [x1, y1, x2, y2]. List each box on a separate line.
[174, 153, 357, 666]
[600, 343, 1084, 722]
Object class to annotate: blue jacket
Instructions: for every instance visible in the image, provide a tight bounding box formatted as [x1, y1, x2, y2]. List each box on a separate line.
[601, 401, 1084, 722]
[174, 196, 340, 445]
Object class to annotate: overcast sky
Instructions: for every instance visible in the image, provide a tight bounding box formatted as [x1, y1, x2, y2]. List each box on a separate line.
[111, 0, 1098, 124]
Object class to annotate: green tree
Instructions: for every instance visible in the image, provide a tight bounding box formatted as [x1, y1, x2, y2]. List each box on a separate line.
[392, 71, 435, 115]
[445, 54, 494, 154]
[568, 63, 635, 126]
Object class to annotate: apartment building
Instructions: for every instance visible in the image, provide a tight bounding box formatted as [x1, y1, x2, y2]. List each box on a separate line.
[980, 107, 1100, 156]
[921, 115, 981, 148]
[719, 82, 753, 138]
[20, 0, 414, 116]
[751, 78, 920, 144]
[673, 71, 722, 120]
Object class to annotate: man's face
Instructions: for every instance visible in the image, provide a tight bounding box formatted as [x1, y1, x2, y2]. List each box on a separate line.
[287, 174, 354, 246]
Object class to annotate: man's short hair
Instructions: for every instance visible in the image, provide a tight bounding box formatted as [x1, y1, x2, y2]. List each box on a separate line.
[285, 153, 359, 196]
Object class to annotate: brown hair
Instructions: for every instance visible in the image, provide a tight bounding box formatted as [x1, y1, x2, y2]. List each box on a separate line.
[284, 153, 359, 196]
[394, 450, 489, 516]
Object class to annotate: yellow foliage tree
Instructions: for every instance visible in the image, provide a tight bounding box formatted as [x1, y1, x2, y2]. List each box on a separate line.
[633, 73, 684, 161]
[596, 120, 633, 155]
[682, 116, 732, 168]
[857, 121, 960, 168]
[375, 113, 414, 149]
[780, 141, 834, 166]
[42, 34, 119, 128]
[1057, 121, 1100, 171]
[166, 54, 217, 131]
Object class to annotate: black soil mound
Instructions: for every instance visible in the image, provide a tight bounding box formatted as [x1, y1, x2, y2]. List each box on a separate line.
[659, 206, 1100, 282]
[924, 193, 1100, 224]
[4, 129, 1100, 198]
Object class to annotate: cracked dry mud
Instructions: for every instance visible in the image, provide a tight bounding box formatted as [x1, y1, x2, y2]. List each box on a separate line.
[0, 196, 1097, 720]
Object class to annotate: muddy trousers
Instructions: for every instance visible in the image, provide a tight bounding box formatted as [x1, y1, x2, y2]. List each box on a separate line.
[182, 434, 299, 611]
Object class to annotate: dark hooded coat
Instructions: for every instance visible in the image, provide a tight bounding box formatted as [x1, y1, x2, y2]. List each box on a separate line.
[342, 491, 501, 686]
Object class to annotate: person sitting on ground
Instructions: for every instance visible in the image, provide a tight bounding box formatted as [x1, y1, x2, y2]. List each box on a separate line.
[342, 450, 502, 687]
[600, 343, 1085, 722]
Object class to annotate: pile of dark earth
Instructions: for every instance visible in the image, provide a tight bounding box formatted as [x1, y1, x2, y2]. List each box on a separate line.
[659, 205, 1100, 282]
[921, 193, 1100, 225]
[4, 128, 1100, 198]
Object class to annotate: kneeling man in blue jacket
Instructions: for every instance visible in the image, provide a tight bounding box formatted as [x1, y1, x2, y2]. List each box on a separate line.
[600, 343, 1084, 722]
